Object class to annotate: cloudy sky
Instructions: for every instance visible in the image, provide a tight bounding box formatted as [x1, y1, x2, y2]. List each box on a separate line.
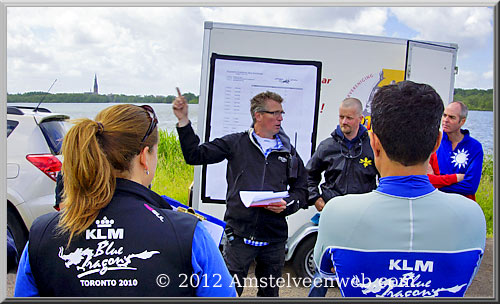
[6, 6, 494, 96]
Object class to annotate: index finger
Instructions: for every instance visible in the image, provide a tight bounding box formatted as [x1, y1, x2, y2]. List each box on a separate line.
[176, 87, 182, 97]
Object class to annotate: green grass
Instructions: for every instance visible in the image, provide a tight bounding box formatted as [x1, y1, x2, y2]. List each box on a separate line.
[476, 154, 494, 237]
[151, 129, 193, 204]
[152, 130, 495, 237]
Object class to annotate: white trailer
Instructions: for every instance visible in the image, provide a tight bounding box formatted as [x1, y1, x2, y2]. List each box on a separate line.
[189, 21, 458, 278]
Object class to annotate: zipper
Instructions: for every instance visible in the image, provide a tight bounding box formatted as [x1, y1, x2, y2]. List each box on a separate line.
[247, 131, 269, 240]
[248, 130, 269, 189]
[246, 130, 289, 241]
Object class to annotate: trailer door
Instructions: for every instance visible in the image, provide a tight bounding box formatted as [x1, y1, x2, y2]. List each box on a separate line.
[406, 41, 458, 104]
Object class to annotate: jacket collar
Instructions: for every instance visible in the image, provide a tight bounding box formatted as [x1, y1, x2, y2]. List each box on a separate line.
[248, 127, 292, 153]
[442, 128, 471, 144]
[115, 178, 172, 210]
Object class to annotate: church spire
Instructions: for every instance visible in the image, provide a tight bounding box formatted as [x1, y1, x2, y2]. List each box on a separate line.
[93, 74, 98, 95]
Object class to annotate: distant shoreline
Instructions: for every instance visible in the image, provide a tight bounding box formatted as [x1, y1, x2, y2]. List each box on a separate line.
[7, 88, 492, 111]
[6, 101, 491, 111]
[7, 101, 176, 104]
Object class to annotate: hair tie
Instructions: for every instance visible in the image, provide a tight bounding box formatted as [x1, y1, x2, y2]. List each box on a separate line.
[96, 122, 104, 134]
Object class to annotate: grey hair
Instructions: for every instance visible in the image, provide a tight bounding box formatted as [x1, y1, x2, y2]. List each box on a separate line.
[250, 91, 284, 123]
[341, 98, 363, 116]
[450, 101, 468, 120]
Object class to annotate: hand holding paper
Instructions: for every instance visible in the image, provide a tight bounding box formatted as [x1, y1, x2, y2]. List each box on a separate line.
[265, 200, 286, 213]
[240, 191, 289, 209]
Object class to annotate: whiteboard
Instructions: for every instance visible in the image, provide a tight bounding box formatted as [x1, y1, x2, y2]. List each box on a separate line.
[202, 54, 321, 202]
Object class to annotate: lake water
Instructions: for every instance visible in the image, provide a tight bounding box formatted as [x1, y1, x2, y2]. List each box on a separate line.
[9, 102, 494, 154]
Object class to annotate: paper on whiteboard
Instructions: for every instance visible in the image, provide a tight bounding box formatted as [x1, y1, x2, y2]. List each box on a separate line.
[240, 191, 289, 208]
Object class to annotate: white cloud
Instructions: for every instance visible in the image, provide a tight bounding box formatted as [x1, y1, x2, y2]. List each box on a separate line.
[482, 70, 493, 81]
[6, 6, 494, 94]
[200, 7, 388, 35]
[390, 7, 493, 57]
[455, 69, 492, 90]
[7, 7, 208, 95]
[330, 7, 388, 35]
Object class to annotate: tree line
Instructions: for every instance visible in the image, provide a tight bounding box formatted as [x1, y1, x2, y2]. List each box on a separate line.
[7, 88, 493, 111]
[453, 88, 493, 111]
[7, 92, 199, 104]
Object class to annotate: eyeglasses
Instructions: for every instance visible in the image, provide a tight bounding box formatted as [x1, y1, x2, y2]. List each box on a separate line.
[140, 105, 158, 143]
[261, 110, 285, 117]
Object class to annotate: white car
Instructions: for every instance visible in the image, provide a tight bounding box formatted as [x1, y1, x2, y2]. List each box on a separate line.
[7, 105, 69, 253]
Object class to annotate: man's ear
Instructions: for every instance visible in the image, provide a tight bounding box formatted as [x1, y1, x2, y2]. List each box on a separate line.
[431, 131, 443, 154]
[253, 112, 261, 122]
[459, 117, 466, 128]
[369, 131, 381, 158]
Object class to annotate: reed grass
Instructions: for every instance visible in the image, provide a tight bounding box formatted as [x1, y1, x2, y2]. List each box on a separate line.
[151, 129, 193, 204]
[476, 154, 494, 237]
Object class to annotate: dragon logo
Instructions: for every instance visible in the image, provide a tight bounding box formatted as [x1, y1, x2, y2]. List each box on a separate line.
[59, 247, 94, 268]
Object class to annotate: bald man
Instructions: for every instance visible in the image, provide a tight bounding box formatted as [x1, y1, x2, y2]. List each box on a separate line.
[435, 101, 483, 200]
[307, 98, 378, 212]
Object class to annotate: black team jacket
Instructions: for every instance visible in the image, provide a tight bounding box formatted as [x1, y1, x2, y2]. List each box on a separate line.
[28, 178, 198, 297]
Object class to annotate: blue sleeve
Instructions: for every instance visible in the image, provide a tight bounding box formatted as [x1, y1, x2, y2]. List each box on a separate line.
[191, 222, 237, 297]
[14, 242, 40, 297]
[440, 146, 483, 195]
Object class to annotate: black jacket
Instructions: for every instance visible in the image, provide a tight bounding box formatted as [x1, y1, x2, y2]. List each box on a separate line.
[306, 124, 378, 205]
[177, 122, 308, 243]
[28, 178, 198, 297]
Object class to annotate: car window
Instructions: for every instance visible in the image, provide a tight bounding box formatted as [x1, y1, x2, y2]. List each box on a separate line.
[39, 118, 68, 155]
[7, 120, 19, 138]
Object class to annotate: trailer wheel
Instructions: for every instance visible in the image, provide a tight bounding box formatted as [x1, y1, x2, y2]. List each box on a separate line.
[292, 234, 317, 279]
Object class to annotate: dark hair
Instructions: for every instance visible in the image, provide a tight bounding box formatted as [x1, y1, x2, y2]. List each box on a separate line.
[371, 80, 444, 166]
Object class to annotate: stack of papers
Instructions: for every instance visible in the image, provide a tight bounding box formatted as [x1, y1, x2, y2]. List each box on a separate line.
[240, 191, 289, 208]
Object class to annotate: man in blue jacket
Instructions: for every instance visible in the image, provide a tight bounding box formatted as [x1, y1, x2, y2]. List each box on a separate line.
[436, 101, 483, 201]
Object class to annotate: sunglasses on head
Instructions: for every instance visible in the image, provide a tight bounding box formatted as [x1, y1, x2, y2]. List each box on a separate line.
[140, 105, 158, 143]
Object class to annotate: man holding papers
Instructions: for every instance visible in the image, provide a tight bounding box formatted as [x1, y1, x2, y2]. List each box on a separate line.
[173, 90, 308, 297]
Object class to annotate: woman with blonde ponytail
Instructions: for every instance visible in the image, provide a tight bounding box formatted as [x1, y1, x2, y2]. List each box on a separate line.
[15, 104, 236, 298]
